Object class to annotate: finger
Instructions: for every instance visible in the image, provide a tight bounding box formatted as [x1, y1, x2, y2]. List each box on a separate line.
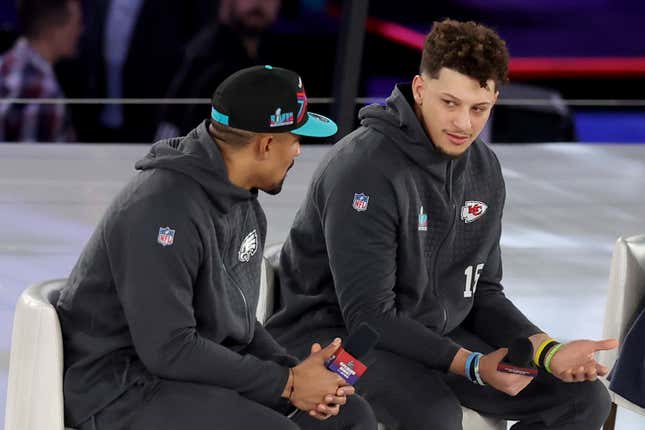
[596, 364, 609, 376]
[319, 338, 342, 360]
[310, 343, 322, 354]
[594, 339, 619, 351]
[562, 369, 574, 383]
[573, 366, 586, 382]
[317, 403, 331, 413]
[326, 404, 340, 416]
[337, 386, 355, 396]
[586, 367, 598, 381]
[324, 395, 347, 406]
[334, 375, 348, 386]
[487, 347, 509, 364]
[309, 410, 330, 420]
[504, 374, 533, 385]
[317, 403, 339, 416]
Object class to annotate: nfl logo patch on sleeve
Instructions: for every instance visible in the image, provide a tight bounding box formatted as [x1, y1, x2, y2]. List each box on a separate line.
[157, 227, 175, 246]
[352, 193, 369, 212]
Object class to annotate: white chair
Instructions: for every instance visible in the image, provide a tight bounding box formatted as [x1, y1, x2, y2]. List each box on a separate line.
[260, 244, 506, 430]
[599, 234, 645, 430]
[5, 279, 74, 430]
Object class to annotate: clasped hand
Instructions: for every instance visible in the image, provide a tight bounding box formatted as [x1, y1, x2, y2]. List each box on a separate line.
[287, 338, 355, 420]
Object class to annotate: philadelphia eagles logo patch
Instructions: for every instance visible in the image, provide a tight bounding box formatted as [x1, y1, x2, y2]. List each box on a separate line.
[238, 230, 258, 262]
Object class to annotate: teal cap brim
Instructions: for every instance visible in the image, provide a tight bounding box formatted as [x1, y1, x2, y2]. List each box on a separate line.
[291, 112, 338, 137]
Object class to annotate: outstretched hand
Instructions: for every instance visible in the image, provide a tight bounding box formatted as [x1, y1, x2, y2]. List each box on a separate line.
[549, 339, 618, 382]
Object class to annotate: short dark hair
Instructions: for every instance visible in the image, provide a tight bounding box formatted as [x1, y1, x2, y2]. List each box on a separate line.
[209, 119, 256, 147]
[420, 19, 509, 90]
[16, 0, 75, 38]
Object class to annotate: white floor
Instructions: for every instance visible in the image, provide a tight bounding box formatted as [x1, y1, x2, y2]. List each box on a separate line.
[1, 143, 644, 429]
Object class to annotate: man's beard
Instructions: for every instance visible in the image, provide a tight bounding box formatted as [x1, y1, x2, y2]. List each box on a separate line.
[264, 179, 285, 195]
[264, 160, 294, 195]
[434, 142, 465, 159]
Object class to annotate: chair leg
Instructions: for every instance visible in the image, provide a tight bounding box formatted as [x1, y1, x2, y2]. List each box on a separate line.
[603, 402, 617, 430]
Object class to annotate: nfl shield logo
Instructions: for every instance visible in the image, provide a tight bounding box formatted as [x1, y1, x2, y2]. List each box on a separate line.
[352, 193, 369, 212]
[157, 227, 175, 246]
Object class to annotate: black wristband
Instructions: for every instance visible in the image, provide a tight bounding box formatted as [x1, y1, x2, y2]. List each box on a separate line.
[538, 340, 559, 368]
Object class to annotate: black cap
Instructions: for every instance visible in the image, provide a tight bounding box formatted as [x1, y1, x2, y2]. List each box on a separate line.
[211, 65, 337, 137]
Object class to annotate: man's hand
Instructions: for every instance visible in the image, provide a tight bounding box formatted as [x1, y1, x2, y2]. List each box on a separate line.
[306, 342, 356, 420]
[548, 339, 618, 382]
[283, 338, 351, 420]
[479, 348, 534, 396]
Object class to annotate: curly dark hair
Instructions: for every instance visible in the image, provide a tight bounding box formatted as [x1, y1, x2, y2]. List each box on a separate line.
[420, 19, 509, 90]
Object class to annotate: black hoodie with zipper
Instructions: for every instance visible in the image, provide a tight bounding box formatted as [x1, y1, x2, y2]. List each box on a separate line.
[57, 121, 296, 426]
[266, 84, 541, 371]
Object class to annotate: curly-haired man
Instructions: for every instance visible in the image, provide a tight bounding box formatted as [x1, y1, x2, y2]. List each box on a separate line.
[266, 19, 617, 429]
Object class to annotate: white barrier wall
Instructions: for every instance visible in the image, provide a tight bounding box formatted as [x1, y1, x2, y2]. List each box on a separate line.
[1, 143, 645, 428]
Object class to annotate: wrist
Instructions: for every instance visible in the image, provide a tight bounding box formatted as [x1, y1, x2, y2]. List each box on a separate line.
[464, 352, 485, 385]
[532, 337, 563, 372]
[449, 348, 472, 376]
[281, 367, 295, 399]
[529, 333, 550, 360]
[544, 343, 565, 374]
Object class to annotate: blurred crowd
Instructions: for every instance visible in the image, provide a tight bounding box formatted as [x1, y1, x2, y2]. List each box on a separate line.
[2, 0, 645, 144]
[0, 0, 318, 143]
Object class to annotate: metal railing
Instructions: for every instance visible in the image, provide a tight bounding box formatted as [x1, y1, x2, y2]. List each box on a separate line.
[2, 97, 645, 107]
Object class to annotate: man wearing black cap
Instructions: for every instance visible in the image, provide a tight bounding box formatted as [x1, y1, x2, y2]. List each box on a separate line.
[56, 65, 377, 430]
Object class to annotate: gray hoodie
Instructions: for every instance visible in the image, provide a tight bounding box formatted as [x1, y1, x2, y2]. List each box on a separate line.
[57, 121, 295, 426]
[267, 84, 540, 371]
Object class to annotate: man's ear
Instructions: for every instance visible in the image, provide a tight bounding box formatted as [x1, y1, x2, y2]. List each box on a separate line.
[255, 134, 273, 161]
[411, 74, 425, 105]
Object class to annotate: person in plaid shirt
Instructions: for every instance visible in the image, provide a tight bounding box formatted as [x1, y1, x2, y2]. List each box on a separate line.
[0, 0, 81, 143]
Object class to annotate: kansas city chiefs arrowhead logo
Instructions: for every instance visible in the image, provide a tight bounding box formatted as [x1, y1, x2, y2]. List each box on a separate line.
[461, 201, 488, 223]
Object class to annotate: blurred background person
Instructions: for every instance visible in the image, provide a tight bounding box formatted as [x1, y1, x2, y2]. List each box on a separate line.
[0, 0, 81, 143]
[64, 0, 213, 143]
[155, 0, 281, 140]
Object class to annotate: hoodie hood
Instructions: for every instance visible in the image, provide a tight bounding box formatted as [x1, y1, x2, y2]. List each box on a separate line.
[135, 121, 254, 212]
[358, 83, 469, 181]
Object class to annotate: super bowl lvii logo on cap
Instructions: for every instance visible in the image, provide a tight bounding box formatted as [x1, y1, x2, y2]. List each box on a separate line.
[270, 108, 294, 127]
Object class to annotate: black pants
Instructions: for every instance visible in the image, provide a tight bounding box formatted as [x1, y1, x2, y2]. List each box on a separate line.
[78, 377, 377, 430]
[281, 327, 611, 430]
